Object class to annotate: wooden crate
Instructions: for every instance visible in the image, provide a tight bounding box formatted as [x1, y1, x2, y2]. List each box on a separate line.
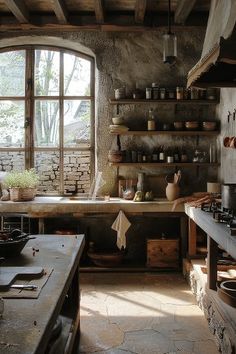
[147, 239, 179, 268]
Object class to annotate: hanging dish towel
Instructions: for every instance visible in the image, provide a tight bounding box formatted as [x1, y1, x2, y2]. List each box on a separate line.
[111, 210, 131, 250]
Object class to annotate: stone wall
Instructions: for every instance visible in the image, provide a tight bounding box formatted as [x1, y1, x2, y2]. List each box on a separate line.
[217, 88, 236, 183]
[0, 152, 24, 172]
[0, 151, 90, 194]
[35, 150, 90, 194]
[0, 30, 219, 196]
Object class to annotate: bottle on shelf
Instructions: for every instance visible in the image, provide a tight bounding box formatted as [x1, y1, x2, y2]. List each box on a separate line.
[159, 145, 166, 162]
[147, 108, 156, 131]
[173, 147, 180, 163]
[180, 148, 188, 162]
[209, 143, 217, 163]
[152, 148, 159, 162]
[166, 147, 174, 163]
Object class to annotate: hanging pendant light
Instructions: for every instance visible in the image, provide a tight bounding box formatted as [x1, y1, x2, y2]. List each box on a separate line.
[163, 0, 177, 64]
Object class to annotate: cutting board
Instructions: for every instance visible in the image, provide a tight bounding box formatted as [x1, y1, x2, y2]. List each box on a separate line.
[0, 267, 44, 290]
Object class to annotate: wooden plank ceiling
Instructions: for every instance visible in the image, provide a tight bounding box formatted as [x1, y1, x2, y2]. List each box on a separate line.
[0, 0, 210, 32]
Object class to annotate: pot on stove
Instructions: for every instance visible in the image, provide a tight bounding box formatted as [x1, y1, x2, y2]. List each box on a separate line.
[221, 184, 236, 211]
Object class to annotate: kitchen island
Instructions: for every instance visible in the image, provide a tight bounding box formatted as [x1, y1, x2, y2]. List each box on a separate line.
[0, 234, 85, 354]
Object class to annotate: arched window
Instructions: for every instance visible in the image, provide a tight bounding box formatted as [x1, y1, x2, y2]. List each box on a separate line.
[0, 46, 94, 195]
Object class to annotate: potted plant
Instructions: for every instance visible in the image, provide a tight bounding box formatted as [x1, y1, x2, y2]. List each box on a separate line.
[3, 169, 39, 202]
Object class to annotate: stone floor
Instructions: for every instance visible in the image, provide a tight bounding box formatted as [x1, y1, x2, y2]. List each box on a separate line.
[79, 273, 219, 354]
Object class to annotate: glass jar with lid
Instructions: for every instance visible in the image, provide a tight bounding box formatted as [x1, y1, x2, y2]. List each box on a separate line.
[152, 83, 159, 100]
[159, 88, 166, 99]
[168, 88, 175, 99]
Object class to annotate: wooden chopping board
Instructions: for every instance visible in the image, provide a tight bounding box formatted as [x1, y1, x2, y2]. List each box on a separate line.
[0, 267, 44, 290]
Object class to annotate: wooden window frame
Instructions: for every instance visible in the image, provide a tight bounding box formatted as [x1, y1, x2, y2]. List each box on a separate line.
[0, 45, 95, 195]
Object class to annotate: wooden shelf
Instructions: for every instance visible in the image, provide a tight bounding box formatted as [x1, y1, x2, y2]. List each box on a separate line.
[109, 99, 219, 105]
[109, 162, 220, 167]
[110, 130, 219, 136]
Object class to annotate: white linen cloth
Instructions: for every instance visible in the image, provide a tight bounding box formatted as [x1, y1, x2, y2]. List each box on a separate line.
[111, 210, 131, 250]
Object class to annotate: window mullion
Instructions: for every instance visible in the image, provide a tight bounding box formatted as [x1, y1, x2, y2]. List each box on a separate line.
[25, 47, 34, 169]
[59, 51, 64, 194]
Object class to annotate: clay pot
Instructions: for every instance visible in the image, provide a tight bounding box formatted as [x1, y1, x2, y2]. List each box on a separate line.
[108, 150, 123, 163]
[166, 183, 180, 201]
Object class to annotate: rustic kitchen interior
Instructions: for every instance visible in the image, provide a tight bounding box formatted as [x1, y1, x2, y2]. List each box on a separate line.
[0, 0, 236, 353]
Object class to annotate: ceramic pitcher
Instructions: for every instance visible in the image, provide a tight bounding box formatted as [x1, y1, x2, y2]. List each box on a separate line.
[166, 183, 180, 201]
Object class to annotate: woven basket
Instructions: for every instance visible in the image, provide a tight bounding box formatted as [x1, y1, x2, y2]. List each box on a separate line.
[9, 188, 37, 202]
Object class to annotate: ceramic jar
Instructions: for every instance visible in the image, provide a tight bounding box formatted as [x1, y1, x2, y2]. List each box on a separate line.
[137, 172, 145, 191]
[166, 183, 180, 201]
[108, 150, 123, 163]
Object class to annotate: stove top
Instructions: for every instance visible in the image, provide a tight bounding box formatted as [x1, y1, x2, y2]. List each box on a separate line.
[201, 202, 236, 236]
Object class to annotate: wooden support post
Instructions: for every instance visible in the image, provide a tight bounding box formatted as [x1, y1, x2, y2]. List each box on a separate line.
[207, 235, 218, 290]
[180, 215, 188, 258]
[188, 217, 197, 256]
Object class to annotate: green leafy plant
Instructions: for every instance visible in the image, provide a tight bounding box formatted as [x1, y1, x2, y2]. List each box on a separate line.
[3, 169, 39, 189]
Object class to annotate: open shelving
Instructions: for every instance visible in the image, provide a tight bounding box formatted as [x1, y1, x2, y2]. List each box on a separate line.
[109, 162, 220, 167]
[109, 130, 219, 136]
[109, 99, 219, 105]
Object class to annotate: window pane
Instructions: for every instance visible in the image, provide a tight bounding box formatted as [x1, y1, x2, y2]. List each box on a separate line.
[0, 50, 25, 97]
[0, 151, 25, 172]
[0, 101, 24, 147]
[64, 151, 90, 194]
[64, 54, 91, 96]
[34, 50, 59, 96]
[35, 151, 59, 193]
[64, 100, 90, 146]
[35, 100, 59, 147]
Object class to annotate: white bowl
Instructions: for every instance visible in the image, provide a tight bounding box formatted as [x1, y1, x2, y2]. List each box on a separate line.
[112, 117, 124, 125]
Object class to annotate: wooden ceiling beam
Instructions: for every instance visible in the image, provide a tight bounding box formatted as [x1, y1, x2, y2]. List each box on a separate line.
[135, 0, 147, 24]
[51, 0, 68, 24]
[94, 0, 105, 24]
[175, 0, 197, 24]
[0, 13, 208, 31]
[4, 0, 29, 23]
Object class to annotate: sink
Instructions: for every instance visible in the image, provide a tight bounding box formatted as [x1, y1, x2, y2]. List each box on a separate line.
[68, 196, 105, 201]
[60, 196, 106, 202]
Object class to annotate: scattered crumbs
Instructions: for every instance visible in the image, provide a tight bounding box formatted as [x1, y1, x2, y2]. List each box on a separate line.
[34, 320, 37, 326]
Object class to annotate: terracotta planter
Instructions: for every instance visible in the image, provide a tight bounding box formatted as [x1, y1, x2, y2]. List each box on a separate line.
[9, 188, 37, 202]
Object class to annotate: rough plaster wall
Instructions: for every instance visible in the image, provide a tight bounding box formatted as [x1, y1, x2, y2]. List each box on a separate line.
[0, 29, 218, 196]
[217, 88, 236, 183]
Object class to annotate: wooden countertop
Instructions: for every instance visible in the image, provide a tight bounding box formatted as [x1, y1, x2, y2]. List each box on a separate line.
[185, 205, 236, 260]
[0, 197, 185, 216]
[0, 234, 85, 354]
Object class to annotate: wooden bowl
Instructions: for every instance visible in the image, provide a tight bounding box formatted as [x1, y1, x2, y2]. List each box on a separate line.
[185, 121, 199, 130]
[173, 121, 184, 130]
[202, 121, 217, 131]
[0, 236, 32, 257]
[112, 117, 124, 125]
[88, 250, 125, 267]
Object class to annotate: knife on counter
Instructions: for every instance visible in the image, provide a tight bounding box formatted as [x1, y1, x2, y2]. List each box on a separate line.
[10, 284, 38, 290]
